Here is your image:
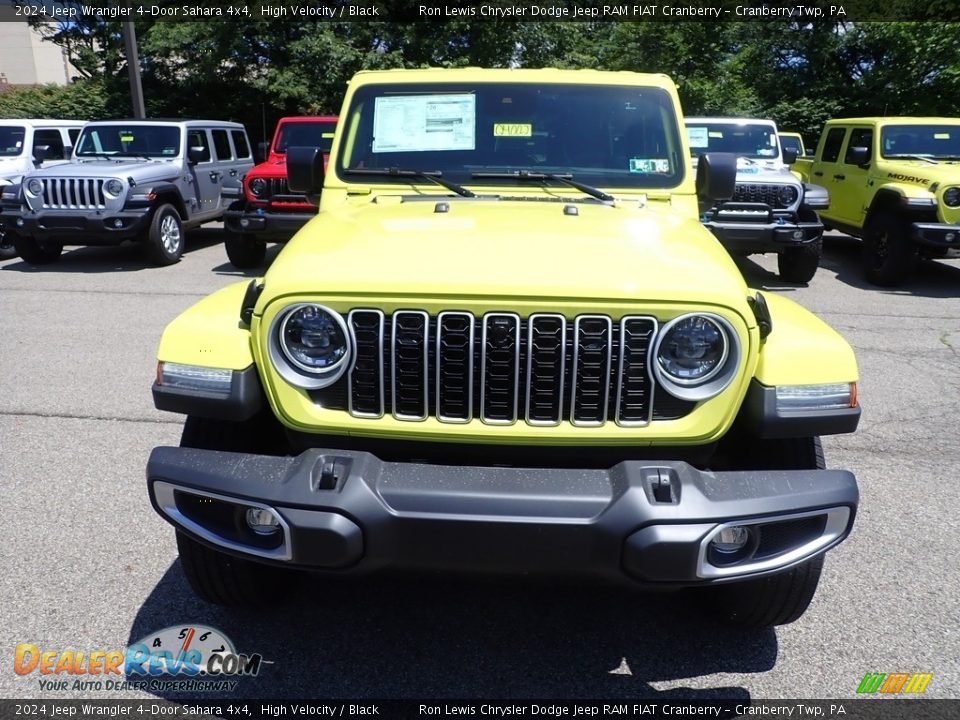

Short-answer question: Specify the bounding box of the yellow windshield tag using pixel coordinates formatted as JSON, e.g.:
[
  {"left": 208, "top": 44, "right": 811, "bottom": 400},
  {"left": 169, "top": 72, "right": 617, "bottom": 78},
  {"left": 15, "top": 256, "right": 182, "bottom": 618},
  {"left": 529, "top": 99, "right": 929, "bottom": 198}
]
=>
[
  {"left": 494, "top": 123, "right": 532, "bottom": 137},
  {"left": 322, "top": 132, "right": 335, "bottom": 139}
]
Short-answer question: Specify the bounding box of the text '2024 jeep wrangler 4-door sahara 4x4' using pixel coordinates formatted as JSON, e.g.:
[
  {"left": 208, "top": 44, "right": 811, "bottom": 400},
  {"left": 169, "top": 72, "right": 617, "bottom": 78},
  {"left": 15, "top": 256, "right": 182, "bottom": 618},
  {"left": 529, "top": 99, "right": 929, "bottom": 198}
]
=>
[
  {"left": 1, "top": 119, "right": 253, "bottom": 266},
  {"left": 686, "top": 117, "right": 829, "bottom": 283},
  {"left": 223, "top": 115, "right": 338, "bottom": 269},
  {"left": 147, "top": 69, "right": 860, "bottom": 627},
  {"left": 793, "top": 117, "right": 960, "bottom": 286}
]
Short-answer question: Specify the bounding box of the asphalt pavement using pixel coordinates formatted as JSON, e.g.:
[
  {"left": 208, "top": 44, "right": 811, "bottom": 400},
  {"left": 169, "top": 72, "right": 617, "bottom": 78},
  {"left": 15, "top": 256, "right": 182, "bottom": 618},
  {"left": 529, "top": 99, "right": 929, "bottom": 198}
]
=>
[{"left": 1, "top": 229, "right": 958, "bottom": 702}]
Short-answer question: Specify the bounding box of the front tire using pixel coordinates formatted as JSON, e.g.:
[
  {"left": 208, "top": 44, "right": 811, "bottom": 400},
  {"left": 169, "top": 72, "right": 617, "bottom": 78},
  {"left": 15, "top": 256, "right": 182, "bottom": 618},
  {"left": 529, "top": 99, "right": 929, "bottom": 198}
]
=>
[
  {"left": 0, "top": 228, "right": 17, "bottom": 260},
  {"left": 13, "top": 233, "right": 63, "bottom": 265},
  {"left": 862, "top": 210, "right": 916, "bottom": 286},
  {"left": 698, "top": 437, "right": 828, "bottom": 627},
  {"left": 144, "top": 204, "right": 184, "bottom": 266},
  {"left": 778, "top": 238, "right": 821, "bottom": 283},
  {"left": 225, "top": 231, "right": 267, "bottom": 269},
  {"left": 176, "top": 414, "right": 296, "bottom": 607}
]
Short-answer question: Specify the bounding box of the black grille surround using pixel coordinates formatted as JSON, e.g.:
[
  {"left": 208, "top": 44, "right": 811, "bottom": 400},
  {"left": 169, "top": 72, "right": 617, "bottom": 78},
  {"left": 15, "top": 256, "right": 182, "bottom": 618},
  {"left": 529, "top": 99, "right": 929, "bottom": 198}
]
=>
[
  {"left": 329, "top": 310, "right": 699, "bottom": 427},
  {"left": 731, "top": 183, "right": 797, "bottom": 210}
]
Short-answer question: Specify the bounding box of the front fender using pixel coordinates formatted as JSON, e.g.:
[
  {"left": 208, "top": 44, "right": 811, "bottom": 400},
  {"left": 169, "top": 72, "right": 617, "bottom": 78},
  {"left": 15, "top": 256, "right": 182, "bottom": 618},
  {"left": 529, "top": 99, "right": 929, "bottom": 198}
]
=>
[
  {"left": 157, "top": 281, "right": 256, "bottom": 370},
  {"left": 753, "top": 292, "right": 858, "bottom": 386}
]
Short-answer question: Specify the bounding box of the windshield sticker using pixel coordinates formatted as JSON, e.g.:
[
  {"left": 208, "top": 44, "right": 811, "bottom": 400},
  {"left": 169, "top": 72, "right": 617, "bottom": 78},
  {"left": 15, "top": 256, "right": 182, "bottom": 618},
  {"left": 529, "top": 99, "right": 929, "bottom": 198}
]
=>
[
  {"left": 120, "top": 133, "right": 135, "bottom": 143},
  {"left": 322, "top": 132, "right": 335, "bottom": 139},
  {"left": 756, "top": 147, "right": 777, "bottom": 157},
  {"left": 708, "top": 131, "right": 724, "bottom": 138},
  {"left": 934, "top": 133, "right": 951, "bottom": 140},
  {"left": 162, "top": 147, "right": 176, "bottom": 155},
  {"left": 686, "top": 127, "right": 709, "bottom": 148},
  {"left": 373, "top": 94, "right": 476, "bottom": 153},
  {"left": 629, "top": 158, "right": 671, "bottom": 174},
  {"left": 494, "top": 123, "right": 532, "bottom": 138}
]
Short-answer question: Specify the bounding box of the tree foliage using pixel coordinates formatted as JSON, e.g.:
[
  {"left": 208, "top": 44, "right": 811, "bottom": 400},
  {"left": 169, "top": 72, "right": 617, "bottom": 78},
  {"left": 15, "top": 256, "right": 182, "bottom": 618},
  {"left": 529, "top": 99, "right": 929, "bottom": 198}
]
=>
[{"left": 3, "top": 16, "right": 959, "bottom": 146}]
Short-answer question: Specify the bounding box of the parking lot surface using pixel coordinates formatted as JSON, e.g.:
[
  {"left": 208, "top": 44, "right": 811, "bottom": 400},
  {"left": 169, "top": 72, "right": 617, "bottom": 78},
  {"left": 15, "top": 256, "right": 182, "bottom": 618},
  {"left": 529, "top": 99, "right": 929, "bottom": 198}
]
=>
[{"left": 1, "top": 229, "right": 958, "bottom": 701}]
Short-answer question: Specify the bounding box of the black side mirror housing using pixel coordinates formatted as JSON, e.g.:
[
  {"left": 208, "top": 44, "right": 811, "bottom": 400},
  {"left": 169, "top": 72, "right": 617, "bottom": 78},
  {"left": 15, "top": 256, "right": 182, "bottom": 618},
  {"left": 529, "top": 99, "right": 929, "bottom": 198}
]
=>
[
  {"left": 188, "top": 146, "right": 210, "bottom": 164},
  {"left": 256, "top": 141, "right": 270, "bottom": 164},
  {"left": 287, "top": 146, "right": 325, "bottom": 201},
  {"left": 847, "top": 146, "right": 870, "bottom": 167},
  {"left": 782, "top": 148, "right": 798, "bottom": 165},
  {"left": 33, "top": 145, "right": 50, "bottom": 165},
  {"left": 696, "top": 152, "right": 737, "bottom": 202}
]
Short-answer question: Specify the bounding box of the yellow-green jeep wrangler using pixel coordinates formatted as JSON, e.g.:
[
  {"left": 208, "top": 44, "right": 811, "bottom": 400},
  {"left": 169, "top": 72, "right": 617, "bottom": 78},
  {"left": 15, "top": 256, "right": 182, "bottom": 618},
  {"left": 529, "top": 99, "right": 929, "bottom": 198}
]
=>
[
  {"left": 147, "top": 69, "right": 861, "bottom": 627},
  {"left": 792, "top": 117, "right": 960, "bottom": 285}
]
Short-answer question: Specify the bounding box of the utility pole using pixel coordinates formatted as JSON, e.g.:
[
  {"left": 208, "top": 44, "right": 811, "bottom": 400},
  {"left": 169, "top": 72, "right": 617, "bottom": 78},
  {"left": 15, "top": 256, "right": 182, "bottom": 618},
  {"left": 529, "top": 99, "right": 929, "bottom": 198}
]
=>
[{"left": 122, "top": 22, "right": 146, "bottom": 118}]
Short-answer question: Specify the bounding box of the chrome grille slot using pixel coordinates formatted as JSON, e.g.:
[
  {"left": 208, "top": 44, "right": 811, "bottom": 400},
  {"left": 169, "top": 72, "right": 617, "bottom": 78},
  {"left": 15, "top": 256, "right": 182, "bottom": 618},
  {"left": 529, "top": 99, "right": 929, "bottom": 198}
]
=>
[
  {"left": 436, "top": 312, "right": 474, "bottom": 423},
  {"left": 40, "top": 178, "right": 106, "bottom": 210},
  {"left": 481, "top": 313, "right": 520, "bottom": 424},
  {"left": 616, "top": 317, "right": 657, "bottom": 426},
  {"left": 391, "top": 311, "right": 429, "bottom": 420},
  {"left": 348, "top": 310, "right": 384, "bottom": 418},
  {"left": 526, "top": 314, "right": 566, "bottom": 425},
  {"left": 571, "top": 316, "right": 613, "bottom": 426}
]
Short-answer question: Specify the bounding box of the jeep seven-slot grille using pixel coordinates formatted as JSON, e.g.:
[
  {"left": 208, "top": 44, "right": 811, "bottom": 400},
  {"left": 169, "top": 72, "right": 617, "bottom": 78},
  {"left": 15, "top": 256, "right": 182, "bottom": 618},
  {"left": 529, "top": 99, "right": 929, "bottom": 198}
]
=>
[
  {"left": 732, "top": 183, "right": 793, "bottom": 209},
  {"left": 264, "top": 178, "right": 307, "bottom": 202},
  {"left": 344, "top": 310, "right": 668, "bottom": 426},
  {"left": 39, "top": 178, "right": 106, "bottom": 210}
]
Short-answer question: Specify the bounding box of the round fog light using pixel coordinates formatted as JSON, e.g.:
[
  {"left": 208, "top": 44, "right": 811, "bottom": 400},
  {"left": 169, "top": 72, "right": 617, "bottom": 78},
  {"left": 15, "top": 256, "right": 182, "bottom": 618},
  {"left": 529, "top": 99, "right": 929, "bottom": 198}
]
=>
[
  {"left": 16, "top": 218, "right": 25, "bottom": 227},
  {"left": 239, "top": 218, "right": 250, "bottom": 227},
  {"left": 245, "top": 507, "right": 280, "bottom": 535},
  {"left": 946, "top": 232, "right": 956, "bottom": 242},
  {"left": 711, "top": 525, "right": 750, "bottom": 554},
  {"left": 792, "top": 229, "right": 804, "bottom": 240},
  {"left": 113, "top": 218, "right": 124, "bottom": 228}
]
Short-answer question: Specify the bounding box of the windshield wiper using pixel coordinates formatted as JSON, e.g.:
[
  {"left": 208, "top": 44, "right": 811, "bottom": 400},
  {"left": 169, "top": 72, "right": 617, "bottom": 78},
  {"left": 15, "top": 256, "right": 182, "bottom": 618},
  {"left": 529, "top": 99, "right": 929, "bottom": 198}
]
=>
[
  {"left": 114, "top": 152, "right": 155, "bottom": 161},
  {"left": 345, "top": 167, "right": 475, "bottom": 197},
  {"left": 885, "top": 154, "right": 937, "bottom": 164},
  {"left": 471, "top": 170, "right": 614, "bottom": 203},
  {"left": 78, "top": 153, "right": 114, "bottom": 161}
]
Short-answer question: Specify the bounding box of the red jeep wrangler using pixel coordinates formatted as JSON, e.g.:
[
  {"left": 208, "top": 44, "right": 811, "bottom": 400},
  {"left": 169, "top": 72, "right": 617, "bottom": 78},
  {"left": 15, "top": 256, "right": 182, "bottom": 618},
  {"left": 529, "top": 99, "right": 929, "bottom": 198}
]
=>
[{"left": 223, "top": 115, "right": 337, "bottom": 268}]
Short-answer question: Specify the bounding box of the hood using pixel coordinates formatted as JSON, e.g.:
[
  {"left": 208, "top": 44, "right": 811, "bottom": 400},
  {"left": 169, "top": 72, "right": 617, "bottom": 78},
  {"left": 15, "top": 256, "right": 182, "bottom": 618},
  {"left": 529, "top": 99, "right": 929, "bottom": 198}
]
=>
[
  {"left": 28, "top": 159, "right": 179, "bottom": 183},
  {"left": 734, "top": 160, "right": 798, "bottom": 183},
  {"left": 261, "top": 196, "right": 751, "bottom": 311}
]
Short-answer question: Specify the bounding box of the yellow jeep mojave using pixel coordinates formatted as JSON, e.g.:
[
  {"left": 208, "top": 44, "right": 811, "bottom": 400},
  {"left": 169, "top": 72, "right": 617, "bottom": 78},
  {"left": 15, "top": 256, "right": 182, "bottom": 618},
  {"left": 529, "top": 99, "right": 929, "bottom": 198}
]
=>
[
  {"left": 147, "top": 69, "right": 860, "bottom": 627},
  {"left": 792, "top": 117, "right": 960, "bottom": 286}
]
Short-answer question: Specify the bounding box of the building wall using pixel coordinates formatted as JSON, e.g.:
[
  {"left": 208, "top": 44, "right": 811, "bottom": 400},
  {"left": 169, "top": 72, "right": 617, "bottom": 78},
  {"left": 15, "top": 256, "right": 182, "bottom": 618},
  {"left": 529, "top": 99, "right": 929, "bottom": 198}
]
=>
[{"left": 0, "top": 23, "right": 74, "bottom": 87}]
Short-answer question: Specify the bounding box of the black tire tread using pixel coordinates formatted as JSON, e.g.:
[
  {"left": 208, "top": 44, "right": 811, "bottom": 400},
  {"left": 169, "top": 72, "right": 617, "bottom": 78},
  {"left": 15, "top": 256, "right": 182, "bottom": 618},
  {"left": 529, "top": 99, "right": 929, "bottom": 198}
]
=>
[
  {"left": 224, "top": 232, "right": 267, "bottom": 269},
  {"left": 144, "top": 204, "right": 184, "bottom": 266},
  {"left": 12, "top": 233, "right": 62, "bottom": 264},
  {"left": 777, "top": 239, "right": 821, "bottom": 283}
]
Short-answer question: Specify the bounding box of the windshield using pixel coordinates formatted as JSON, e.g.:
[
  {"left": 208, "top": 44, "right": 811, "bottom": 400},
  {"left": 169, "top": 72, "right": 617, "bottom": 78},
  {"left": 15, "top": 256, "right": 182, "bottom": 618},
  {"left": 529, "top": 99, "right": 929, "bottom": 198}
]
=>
[
  {"left": 880, "top": 125, "right": 960, "bottom": 159},
  {"left": 779, "top": 135, "right": 803, "bottom": 156},
  {"left": 336, "top": 82, "right": 685, "bottom": 189},
  {"left": 686, "top": 122, "right": 780, "bottom": 160},
  {"left": 274, "top": 121, "right": 337, "bottom": 154},
  {"left": 0, "top": 126, "right": 26, "bottom": 157},
  {"left": 76, "top": 125, "right": 181, "bottom": 158}
]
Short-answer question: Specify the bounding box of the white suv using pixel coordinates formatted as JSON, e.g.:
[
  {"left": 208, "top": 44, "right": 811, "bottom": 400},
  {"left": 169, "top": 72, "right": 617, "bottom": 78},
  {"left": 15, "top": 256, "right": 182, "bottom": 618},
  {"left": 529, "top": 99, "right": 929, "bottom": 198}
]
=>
[{"left": 0, "top": 119, "right": 86, "bottom": 259}]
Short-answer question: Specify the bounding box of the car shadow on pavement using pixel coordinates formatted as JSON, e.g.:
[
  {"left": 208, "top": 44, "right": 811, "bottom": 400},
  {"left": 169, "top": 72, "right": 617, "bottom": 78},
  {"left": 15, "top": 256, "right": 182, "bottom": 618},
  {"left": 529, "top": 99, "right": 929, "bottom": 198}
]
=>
[
  {"left": 733, "top": 256, "right": 807, "bottom": 292},
  {"left": 210, "top": 244, "right": 284, "bottom": 278},
  {"left": 127, "top": 564, "right": 772, "bottom": 701},
  {"left": 0, "top": 228, "right": 225, "bottom": 274},
  {"left": 818, "top": 233, "right": 960, "bottom": 298}
]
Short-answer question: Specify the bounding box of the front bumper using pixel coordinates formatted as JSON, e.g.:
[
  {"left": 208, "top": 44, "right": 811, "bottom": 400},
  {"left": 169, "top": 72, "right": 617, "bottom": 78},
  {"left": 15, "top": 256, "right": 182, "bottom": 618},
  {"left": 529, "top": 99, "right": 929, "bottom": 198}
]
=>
[
  {"left": 223, "top": 207, "right": 314, "bottom": 241},
  {"left": 911, "top": 222, "right": 960, "bottom": 256},
  {"left": 704, "top": 203, "right": 823, "bottom": 254},
  {"left": 147, "top": 446, "right": 858, "bottom": 587},
  {"left": 0, "top": 207, "right": 150, "bottom": 244}
]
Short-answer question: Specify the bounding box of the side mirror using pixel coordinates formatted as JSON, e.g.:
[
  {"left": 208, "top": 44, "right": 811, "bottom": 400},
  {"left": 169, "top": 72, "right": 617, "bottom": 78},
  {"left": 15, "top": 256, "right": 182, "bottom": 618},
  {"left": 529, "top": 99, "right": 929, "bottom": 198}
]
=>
[
  {"left": 782, "top": 148, "right": 798, "bottom": 165},
  {"left": 188, "top": 145, "right": 210, "bottom": 164},
  {"left": 287, "top": 146, "right": 325, "bottom": 200},
  {"left": 805, "top": 148, "right": 815, "bottom": 157},
  {"left": 33, "top": 145, "right": 51, "bottom": 165},
  {"left": 256, "top": 141, "right": 270, "bottom": 163},
  {"left": 846, "top": 146, "right": 870, "bottom": 167},
  {"left": 696, "top": 152, "right": 737, "bottom": 202}
]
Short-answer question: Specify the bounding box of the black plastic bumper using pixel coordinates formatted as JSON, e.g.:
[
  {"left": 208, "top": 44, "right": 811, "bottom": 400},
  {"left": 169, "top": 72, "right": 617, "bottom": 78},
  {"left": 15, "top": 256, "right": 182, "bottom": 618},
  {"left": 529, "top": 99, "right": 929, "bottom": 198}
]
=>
[
  {"left": 0, "top": 207, "right": 150, "bottom": 243},
  {"left": 911, "top": 222, "right": 960, "bottom": 252},
  {"left": 223, "top": 207, "right": 314, "bottom": 241},
  {"left": 147, "top": 445, "right": 858, "bottom": 587},
  {"left": 705, "top": 217, "right": 823, "bottom": 253}
]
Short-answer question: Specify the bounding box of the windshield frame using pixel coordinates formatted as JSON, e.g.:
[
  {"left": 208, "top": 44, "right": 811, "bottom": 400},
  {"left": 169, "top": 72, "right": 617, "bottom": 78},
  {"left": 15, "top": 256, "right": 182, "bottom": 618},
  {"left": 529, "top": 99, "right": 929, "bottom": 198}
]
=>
[
  {"left": 334, "top": 81, "right": 687, "bottom": 191},
  {"left": 74, "top": 123, "right": 182, "bottom": 159},
  {"left": 0, "top": 126, "right": 27, "bottom": 158},
  {"left": 879, "top": 124, "right": 960, "bottom": 160},
  {"left": 273, "top": 121, "right": 337, "bottom": 155},
  {"left": 685, "top": 121, "right": 781, "bottom": 160}
]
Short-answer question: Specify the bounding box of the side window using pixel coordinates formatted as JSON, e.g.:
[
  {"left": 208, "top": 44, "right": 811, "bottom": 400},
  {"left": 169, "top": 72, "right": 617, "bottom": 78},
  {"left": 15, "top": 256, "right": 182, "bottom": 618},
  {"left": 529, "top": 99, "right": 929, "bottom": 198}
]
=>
[
  {"left": 844, "top": 129, "right": 873, "bottom": 164},
  {"left": 187, "top": 129, "right": 212, "bottom": 163},
  {"left": 34, "top": 129, "right": 67, "bottom": 160},
  {"left": 212, "top": 129, "right": 232, "bottom": 161},
  {"left": 821, "top": 127, "right": 847, "bottom": 163},
  {"left": 231, "top": 130, "right": 251, "bottom": 159}
]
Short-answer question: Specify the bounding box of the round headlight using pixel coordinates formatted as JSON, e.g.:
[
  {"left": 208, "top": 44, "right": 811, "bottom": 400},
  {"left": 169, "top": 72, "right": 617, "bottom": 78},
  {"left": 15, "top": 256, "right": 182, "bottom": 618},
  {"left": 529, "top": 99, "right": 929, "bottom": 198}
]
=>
[
  {"left": 778, "top": 185, "right": 799, "bottom": 206},
  {"left": 657, "top": 315, "right": 727, "bottom": 384},
  {"left": 249, "top": 178, "right": 267, "bottom": 197},
  {"left": 104, "top": 179, "right": 124, "bottom": 196},
  {"left": 652, "top": 314, "right": 740, "bottom": 402},
  {"left": 278, "top": 304, "right": 350, "bottom": 375},
  {"left": 27, "top": 179, "right": 43, "bottom": 195},
  {"left": 944, "top": 187, "right": 960, "bottom": 207}
]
